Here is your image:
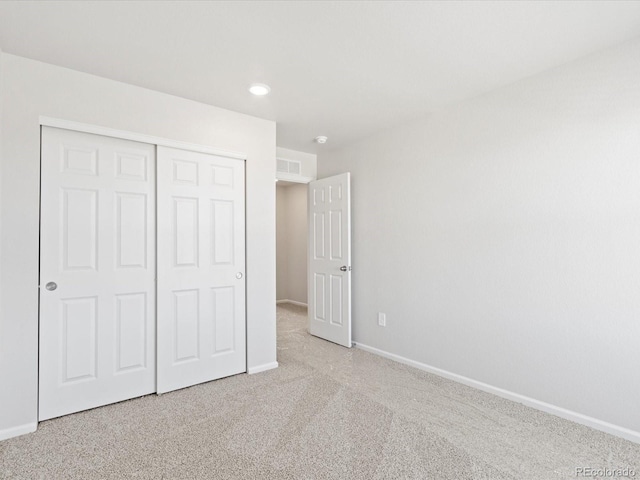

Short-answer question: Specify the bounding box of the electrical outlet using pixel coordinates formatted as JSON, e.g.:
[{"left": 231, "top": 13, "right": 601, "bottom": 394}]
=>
[{"left": 378, "top": 312, "right": 386, "bottom": 327}]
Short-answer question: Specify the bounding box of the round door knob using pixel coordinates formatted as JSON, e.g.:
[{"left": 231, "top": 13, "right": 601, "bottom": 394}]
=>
[
  {"left": 236, "top": 272, "right": 243, "bottom": 279},
  {"left": 45, "top": 282, "right": 57, "bottom": 291}
]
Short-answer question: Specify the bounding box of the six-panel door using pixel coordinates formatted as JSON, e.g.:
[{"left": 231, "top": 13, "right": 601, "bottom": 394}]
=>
[
  {"left": 308, "top": 173, "right": 352, "bottom": 348},
  {"left": 39, "top": 127, "right": 157, "bottom": 420},
  {"left": 156, "top": 147, "right": 246, "bottom": 394}
]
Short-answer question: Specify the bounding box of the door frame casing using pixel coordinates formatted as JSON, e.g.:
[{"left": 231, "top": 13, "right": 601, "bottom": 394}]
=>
[{"left": 40, "top": 116, "right": 246, "bottom": 160}]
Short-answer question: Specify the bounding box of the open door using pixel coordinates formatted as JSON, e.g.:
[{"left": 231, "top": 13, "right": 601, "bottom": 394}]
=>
[{"left": 308, "top": 172, "right": 351, "bottom": 347}]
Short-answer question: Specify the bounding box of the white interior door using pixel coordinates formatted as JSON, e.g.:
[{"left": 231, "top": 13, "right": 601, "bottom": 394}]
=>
[
  {"left": 39, "top": 127, "right": 156, "bottom": 420},
  {"left": 156, "top": 147, "right": 246, "bottom": 394},
  {"left": 308, "top": 172, "right": 352, "bottom": 347}
]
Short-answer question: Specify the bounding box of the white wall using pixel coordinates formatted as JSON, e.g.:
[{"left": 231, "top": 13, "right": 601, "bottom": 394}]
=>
[
  {"left": 276, "top": 186, "right": 289, "bottom": 300},
  {"left": 276, "top": 146, "right": 317, "bottom": 179},
  {"left": 318, "top": 38, "right": 640, "bottom": 437},
  {"left": 0, "top": 48, "right": 3, "bottom": 342},
  {"left": 0, "top": 54, "right": 277, "bottom": 439},
  {"left": 284, "top": 184, "right": 308, "bottom": 304},
  {"left": 276, "top": 184, "right": 308, "bottom": 304}
]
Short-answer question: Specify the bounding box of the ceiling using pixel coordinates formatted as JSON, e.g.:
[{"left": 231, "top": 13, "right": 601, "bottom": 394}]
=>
[{"left": 1, "top": 1, "right": 640, "bottom": 153}]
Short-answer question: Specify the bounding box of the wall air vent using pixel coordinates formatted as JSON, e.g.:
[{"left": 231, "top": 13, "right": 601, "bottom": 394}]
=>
[
  {"left": 277, "top": 158, "right": 301, "bottom": 175},
  {"left": 276, "top": 158, "right": 312, "bottom": 184}
]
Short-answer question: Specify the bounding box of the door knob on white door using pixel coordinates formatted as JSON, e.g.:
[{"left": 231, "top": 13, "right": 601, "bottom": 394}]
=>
[
  {"left": 45, "top": 282, "right": 57, "bottom": 291},
  {"left": 339, "top": 266, "right": 351, "bottom": 272},
  {"left": 236, "top": 272, "right": 243, "bottom": 279}
]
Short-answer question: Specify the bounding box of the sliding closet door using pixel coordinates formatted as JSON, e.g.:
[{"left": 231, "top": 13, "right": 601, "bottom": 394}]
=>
[
  {"left": 156, "top": 147, "right": 246, "bottom": 394},
  {"left": 39, "top": 127, "right": 156, "bottom": 420}
]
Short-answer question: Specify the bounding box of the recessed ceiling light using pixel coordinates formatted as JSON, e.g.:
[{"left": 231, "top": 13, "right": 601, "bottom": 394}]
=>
[
  {"left": 315, "top": 136, "right": 328, "bottom": 144},
  {"left": 249, "top": 83, "right": 270, "bottom": 96}
]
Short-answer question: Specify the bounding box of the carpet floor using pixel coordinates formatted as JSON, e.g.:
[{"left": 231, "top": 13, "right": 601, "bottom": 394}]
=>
[{"left": 1, "top": 303, "right": 639, "bottom": 479}]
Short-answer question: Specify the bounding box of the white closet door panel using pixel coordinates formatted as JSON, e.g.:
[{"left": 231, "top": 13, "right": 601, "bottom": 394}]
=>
[
  {"left": 157, "top": 146, "right": 246, "bottom": 394},
  {"left": 39, "top": 127, "right": 156, "bottom": 420}
]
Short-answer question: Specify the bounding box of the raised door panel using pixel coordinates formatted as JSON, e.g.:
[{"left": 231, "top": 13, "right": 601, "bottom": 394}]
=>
[
  {"left": 116, "top": 193, "right": 148, "bottom": 269},
  {"left": 116, "top": 152, "right": 148, "bottom": 181},
  {"left": 61, "top": 296, "right": 98, "bottom": 383},
  {"left": 212, "top": 287, "right": 235, "bottom": 354},
  {"left": 115, "top": 293, "right": 148, "bottom": 373},
  {"left": 314, "top": 212, "right": 325, "bottom": 259},
  {"left": 173, "top": 289, "right": 200, "bottom": 363},
  {"left": 61, "top": 145, "right": 98, "bottom": 176},
  {"left": 63, "top": 188, "right": 98, "bottom": 271},
  {"left": 330, "top": 275, "right": 343, "bottom": 326},
  {"left": 211, "top": 201, "right": 234, "bottom": 265},
  {"left": 174, "top": 197, "right": 200, "bottom": 267},
  {"left": 173, "top": 159, "right": 199, "bottom": 185},
  {"left": 212, "top": 165, "right": 234, "bottom": 187},
  {"left": 329, "top": 210, "right": 343, "bottom": 261}
]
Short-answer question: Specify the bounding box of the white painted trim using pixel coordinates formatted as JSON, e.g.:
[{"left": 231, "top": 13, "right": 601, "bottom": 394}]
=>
[
  {"left": 0, "top": 422, "right": 37, "bottom": 442},
  {"left": 39, "top": 116, "right": 247, "bottom": 160},
  {"left": 275, "top": 172, "right": 314, "bottom": 184},
  {"left": 247, "top": 362, "right": 279, "bottom": 375},
  {"left": 354, "top": 342, "right": 640, "bottom": 445},
  {"left": 276, "top": 299, "right": 308, "bottom": 307}
]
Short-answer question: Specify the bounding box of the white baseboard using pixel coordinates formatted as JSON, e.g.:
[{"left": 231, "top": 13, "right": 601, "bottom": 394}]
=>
[
  {"left": 276, "top": 299, "right": 308, "bottom": 307},
  {"left": 0, "top": 422, "right": 37, "bottom": 442},
  {"left": 248, "top": 361, "right": 279, "bottom": 375},
  {"left": 354, "top": 342, "right": 640, "bottom": 445}
]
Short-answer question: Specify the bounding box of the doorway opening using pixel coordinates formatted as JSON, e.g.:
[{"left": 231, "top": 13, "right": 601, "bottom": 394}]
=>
[{"left": 276, "top": 180, "right": 309, "bottom": 310}]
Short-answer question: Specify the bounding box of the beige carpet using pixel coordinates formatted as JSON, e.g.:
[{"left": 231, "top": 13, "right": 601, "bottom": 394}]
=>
[{"left": 1, "top": 304, "right": 639, "bottom": 479}]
